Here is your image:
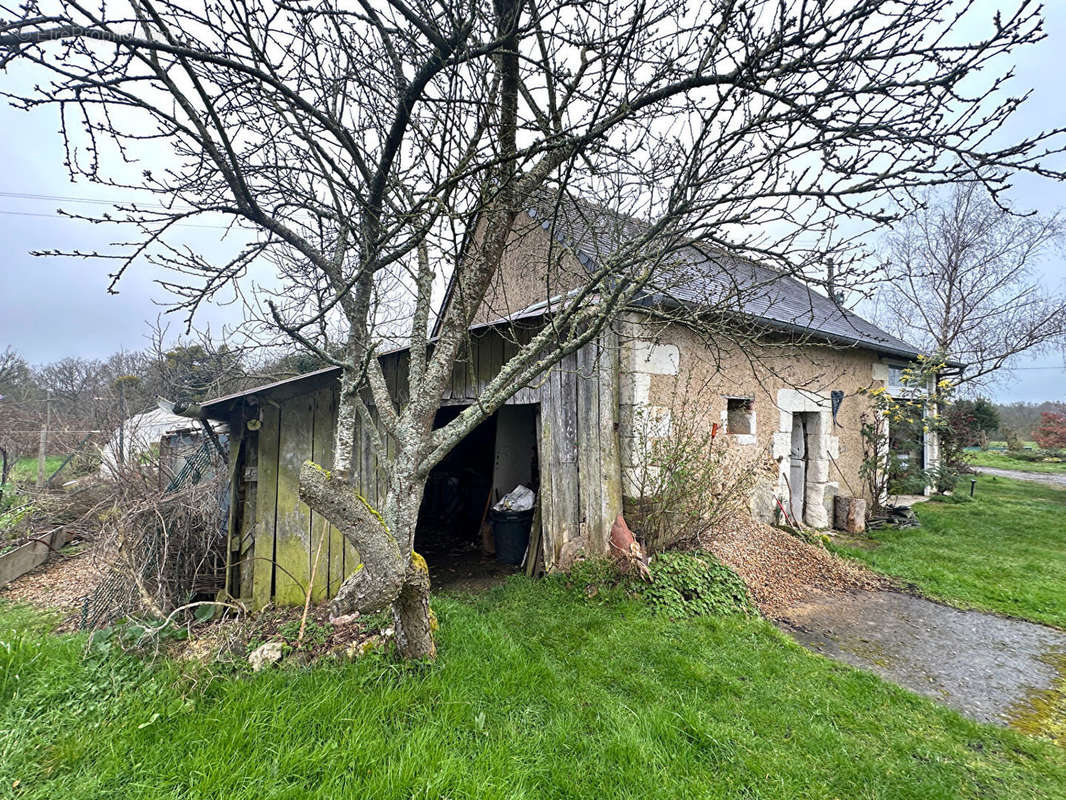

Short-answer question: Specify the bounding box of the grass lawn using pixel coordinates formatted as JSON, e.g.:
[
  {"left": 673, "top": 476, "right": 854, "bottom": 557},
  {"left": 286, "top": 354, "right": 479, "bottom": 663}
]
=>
[
  {"left": 967, "top": 450, "right": 1066, "bottom": 475},
  {"left": 834, "top": 477, "right": 1066, "bottom": 628},
  {"left": 8, "top": 455, "right": 66, "bottom": 484},
  {"left": 3, "top": 581, "right": 1066, "bottom": 799}
]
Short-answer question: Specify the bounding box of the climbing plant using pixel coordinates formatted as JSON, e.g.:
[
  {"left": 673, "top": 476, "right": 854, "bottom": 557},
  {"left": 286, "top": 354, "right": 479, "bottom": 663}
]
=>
[{"left": 858, "top": 352, "right": 958, "bottom": 506}]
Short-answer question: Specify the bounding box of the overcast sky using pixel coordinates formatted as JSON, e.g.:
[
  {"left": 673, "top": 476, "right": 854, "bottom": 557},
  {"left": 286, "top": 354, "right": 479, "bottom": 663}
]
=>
[{"left": 0, "top": 1, "right": 1063, "bottom": 403}]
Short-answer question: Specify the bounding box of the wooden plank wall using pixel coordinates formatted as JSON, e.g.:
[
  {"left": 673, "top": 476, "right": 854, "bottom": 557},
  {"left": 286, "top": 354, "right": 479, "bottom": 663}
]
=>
[
  {"left": 251, "top": 404, "right": 280, "bottom": 609},
  {"left": 246, "top": 325, "right": 623, "bottom": 605},
  {"left": 248, "top": 384, "right": 359, "bottom": 608}
]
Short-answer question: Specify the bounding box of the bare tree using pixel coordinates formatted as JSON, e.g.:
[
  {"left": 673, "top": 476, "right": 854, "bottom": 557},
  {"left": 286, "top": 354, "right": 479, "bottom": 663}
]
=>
[
  {"left": 2, "top": 0, "right": 1064, "bottom": 657},
  {"left": 877, "top": 182, "right": 1066, "bottom": 388},
  {"left": 0, "top": 347, "right": 35, "bottom": 487}
]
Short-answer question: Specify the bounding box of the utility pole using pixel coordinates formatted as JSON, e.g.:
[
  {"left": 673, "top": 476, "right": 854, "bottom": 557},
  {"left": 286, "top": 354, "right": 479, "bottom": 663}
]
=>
[
  {"left": 117, "top": 379, "right": 127, "bottom": 466},
  {"left": 36, "top": 389, "right": 50, "bottom": 488}
]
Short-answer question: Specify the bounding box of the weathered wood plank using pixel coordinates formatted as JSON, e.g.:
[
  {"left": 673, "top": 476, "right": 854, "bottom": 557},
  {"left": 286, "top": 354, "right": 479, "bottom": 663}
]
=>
[
  {"left": 536, "top": 407, "right": 555, "bottom": 571},
  {"left": 597, "top": 327, "right": 624, "bottom": 555},
  {"left": 500, "top": 330, "right": 521, "bottom": 403},
  {"left": 237, "top": 427, "right": 258, "bottom": 601},
  {"left": 576, "top": 340, "right": 602, "bottom": 553},
  {"left": 251, "top": 404, "right": 280, "bottom": 609},
  {"left": 551, "top": 353, "right": 581, "bottom": 555},
  {"left": 310, "top": 386, "right": 334, "bottom": 602},
  {"left": 273, "top": 394, "right": 315, "bottom": 606},
  {"left": 0, "top": 528, "right": 69, "bottom": 588},
  {"left": 223, "top": 430, "right": 244, "bottom": 598}
]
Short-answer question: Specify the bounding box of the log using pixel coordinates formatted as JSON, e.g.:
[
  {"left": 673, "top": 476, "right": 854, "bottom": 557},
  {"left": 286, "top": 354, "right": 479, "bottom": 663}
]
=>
[{"left": 833, "top": 495, "right": 867, "bottom": 533}]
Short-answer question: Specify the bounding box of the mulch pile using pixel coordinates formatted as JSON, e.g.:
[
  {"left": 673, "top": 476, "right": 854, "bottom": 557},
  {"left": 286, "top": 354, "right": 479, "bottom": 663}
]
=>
[
  {"left": 707, "top": 516, "right": 889, "bottom": 617},
  {"left": 0, "top": 540, "right": 103, "bottom": 629}
]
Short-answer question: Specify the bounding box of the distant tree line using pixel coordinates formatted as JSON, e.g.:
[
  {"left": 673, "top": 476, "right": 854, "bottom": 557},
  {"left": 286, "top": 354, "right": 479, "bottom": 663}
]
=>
[
  {"left": 0, "top": 340, "right": 330, "bottom": 481},
  {"left": 991, "top": 401, "right": 1066, "bottom": 443}
]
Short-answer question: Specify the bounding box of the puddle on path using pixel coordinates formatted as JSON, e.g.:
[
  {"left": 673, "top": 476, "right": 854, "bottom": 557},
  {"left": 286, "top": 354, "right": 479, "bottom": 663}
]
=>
[{"left": 779, "top": 590, "right": 1066, "bottom": 740}]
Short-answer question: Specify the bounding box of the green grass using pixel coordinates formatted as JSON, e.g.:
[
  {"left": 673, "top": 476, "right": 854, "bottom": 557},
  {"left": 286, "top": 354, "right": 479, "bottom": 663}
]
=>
[
  {"left": 3, "top": 580, "right": 1065, "bottom": 799},
  {"left": 967, "top": 450, "right": 1066, "bottom": 474},
  {"left": 834, "top": 478, "right": 1066, "bottom": 628},
  {"left": 9, "top": 455, "right": 66, "bottom": 484}
]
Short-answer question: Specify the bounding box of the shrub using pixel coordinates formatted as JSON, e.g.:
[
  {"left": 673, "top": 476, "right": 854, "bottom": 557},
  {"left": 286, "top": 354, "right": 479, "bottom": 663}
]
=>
[
  {"left": 859, "top": 352, "right": 962, "bottom": 506},
  {"left": 1004, "top": 427, "right": 1023, "bottom": 452},
  {"left": 639, "top": 551, "right": 755, "bottom": 619},
  {"left": 623, "top": 377, "right": 775, "bottom": 553},
  {"left": 1033, "top": 412, "right": 1066, "bottom": 450}
]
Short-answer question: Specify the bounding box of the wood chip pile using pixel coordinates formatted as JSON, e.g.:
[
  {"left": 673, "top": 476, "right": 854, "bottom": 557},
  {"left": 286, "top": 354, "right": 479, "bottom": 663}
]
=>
[
  {"left": 0, "top": 543, "right": 103, "bottom": 629},
  {"left": 707, "top": 516, "right": 888, "bottom": 617}
]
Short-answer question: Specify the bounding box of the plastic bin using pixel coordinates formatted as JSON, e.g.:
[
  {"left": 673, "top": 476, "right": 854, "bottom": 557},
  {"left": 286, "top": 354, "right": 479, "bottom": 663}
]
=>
[{"left": 490, "top": 508, "right": 534, "bottom": 565}]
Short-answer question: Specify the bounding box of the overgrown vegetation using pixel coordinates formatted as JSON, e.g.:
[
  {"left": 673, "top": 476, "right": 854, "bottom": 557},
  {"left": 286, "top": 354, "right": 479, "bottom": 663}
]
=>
[
  {"left": 2, "top": 578, "right": 1065, "bottom": 799},
  {"left": 833, "top": 477, "right": 1066, "bottom": 628},
  {"left": 83, "top": 461, "right": 229, "bottom": 629},
  {"left": 859, "top": 353, "right": 962, "bottom": 503},
  {"left": 569, "top": 552, "right": 755, "bottom": 620},
  {"left": 640, "top": 551, "right": 755, "bottom": 619},
  {"left": 623, "top": 383, "right": 774, "bottom": 552}
]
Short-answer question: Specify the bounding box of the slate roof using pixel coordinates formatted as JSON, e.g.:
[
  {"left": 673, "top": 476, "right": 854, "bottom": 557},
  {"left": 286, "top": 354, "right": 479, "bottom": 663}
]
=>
[{"left": 525, "top": 194, "right": 924, "bottom": 360}]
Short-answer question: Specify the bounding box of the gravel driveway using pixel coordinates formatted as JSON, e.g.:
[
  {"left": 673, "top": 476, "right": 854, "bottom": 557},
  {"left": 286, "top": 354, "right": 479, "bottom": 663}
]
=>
[
  {"left": 975, "top": 466, "right": 1066, "bottom": 490},
  {"left": 779, "top": 590, "right": 1066, "bottom": 730}
]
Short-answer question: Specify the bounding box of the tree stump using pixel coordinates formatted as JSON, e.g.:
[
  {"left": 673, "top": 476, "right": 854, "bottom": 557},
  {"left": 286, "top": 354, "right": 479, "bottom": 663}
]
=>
[{"left": 833, "top": 496, "right": 867, "bottom": 533}]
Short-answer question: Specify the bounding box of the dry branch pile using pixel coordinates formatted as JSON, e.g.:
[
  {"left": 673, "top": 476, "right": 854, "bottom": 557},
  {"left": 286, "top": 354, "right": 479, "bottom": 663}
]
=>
[
  {"left": 707, "top": 517, "right": 888, "bottom": 617},
  {"left": 82, "top": 464, "right": 228, "bottom": 628}
]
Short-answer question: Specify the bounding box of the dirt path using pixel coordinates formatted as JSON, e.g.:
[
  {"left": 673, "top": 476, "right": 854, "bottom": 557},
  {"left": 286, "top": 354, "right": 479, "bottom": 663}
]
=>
[
  {"left": 975, "top": 466, "right": 1066, "bottom": 489},
  {"left": 780, "top": 590, "right": 1066, "bottom": 732},
  {"left": 0, "top": 541, "right": 102, "bottom": 628}
]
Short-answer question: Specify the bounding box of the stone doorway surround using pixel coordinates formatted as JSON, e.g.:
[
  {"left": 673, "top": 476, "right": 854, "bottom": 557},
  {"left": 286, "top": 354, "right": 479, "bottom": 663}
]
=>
[{"left": 771, "top": 389, "right": 840, "bottom": 528}]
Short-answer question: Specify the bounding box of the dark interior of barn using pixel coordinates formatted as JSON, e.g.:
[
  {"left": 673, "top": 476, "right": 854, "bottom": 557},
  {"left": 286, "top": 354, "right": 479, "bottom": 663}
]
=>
[{"left": 415, "top": 404, "right": 539, "bottom": 591}]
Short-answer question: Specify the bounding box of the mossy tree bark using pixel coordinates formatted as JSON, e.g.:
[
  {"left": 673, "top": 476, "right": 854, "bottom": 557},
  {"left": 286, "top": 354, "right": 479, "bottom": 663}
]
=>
[{"left": 298, "top": 460, "right": 436, "bottom": 658}]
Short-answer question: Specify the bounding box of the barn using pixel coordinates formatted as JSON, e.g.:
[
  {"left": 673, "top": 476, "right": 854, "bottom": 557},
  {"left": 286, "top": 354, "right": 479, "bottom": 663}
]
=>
[
  {"left": 193, "top": 203, "right": 939, "bottom": 609},
  {"left": 196, "top": 314, "right": 621, "bottom": 609}
]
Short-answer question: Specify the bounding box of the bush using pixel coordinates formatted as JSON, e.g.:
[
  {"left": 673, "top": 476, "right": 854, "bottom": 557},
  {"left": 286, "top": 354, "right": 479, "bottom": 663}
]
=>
[
  {"left": 1033, "top": 412, "right": 1066, "bottom": 450},
  {"left": 565, "top": 553, "right": 756, "bottom": 619},
  {"left": 623, "top": 377, "right": 775, "bottom": 552},
  {"left": 639, "top": 551, "right": 755, "bottom": 619}
]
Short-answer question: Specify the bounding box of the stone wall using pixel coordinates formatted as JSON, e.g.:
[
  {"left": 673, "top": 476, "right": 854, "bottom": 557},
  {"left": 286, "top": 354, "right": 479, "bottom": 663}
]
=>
[
  {"left": 470, "top": 211, "right": 587, "bottom": 326},
  {"left": 617, "top": 314, "right": 905, "bottom": 528}
]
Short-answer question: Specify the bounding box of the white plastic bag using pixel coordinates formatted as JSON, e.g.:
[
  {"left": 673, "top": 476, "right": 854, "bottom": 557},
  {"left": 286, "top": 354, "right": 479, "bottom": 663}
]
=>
[{"left": 493, "top": 484, "right": 535, "bottom": 512}]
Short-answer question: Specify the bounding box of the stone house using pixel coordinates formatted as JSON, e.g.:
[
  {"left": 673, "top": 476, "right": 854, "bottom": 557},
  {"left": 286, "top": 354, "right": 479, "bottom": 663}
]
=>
[{"left": 193, "top": 202, "right": 932, "bottom": 607}]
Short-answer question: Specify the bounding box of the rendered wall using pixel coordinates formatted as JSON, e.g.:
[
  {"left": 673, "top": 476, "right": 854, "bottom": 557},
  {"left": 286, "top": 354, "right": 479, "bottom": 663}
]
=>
[{"left": 617, "top": 314, "right": 894, "bottom": 528}]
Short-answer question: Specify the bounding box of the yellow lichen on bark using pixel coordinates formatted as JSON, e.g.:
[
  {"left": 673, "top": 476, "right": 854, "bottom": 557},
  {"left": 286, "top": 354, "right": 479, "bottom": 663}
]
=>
[{"left": 411, "top": 551, "right": 429, "bottom": 573}]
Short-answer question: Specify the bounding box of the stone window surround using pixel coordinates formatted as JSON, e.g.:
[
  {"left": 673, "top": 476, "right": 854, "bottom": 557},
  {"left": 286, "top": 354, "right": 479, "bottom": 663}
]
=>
[{"left": 722, "top": 395, "right": 757, "bottom": 445}]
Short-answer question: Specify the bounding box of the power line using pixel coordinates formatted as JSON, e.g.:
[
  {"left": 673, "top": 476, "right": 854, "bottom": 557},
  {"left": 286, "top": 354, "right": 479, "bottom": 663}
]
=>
[
  {"left": 0, "top": 189, "right": 175, "bottom": 209},
  {"left": 0, "top": 208, "right": 236, "bottom": 230}
]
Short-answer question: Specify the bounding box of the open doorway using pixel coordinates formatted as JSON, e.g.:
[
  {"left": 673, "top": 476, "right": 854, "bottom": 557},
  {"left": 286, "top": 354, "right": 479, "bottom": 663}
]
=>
[{"left": 415, "top": 403, "right": 539, "bottom": 591}]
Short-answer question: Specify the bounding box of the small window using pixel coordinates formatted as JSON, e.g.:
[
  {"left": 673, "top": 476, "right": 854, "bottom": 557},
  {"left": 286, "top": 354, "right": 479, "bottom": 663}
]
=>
[
  {"left": 888, "top": 365, "right": 905, "bottom": 388},
  {"left": 727, "top": 397, "right": 754, "bottom": 436}
]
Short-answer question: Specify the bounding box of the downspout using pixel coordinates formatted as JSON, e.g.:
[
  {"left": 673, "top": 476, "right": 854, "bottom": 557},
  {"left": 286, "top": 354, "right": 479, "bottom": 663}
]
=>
[{"left": 157, "top": 396, "right": 225, "bottom": 459}]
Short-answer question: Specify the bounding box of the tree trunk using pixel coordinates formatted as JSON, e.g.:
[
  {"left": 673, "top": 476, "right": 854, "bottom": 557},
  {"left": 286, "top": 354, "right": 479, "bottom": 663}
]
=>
[
  {"left": 298, "top": 459, "right": 437, "bottom": 660},
  {"left": 298, "top": 461, "right": 407, "bottom": 614},
  {"left": 393, "top": 554, "right": 436, "bottom": 660}
]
